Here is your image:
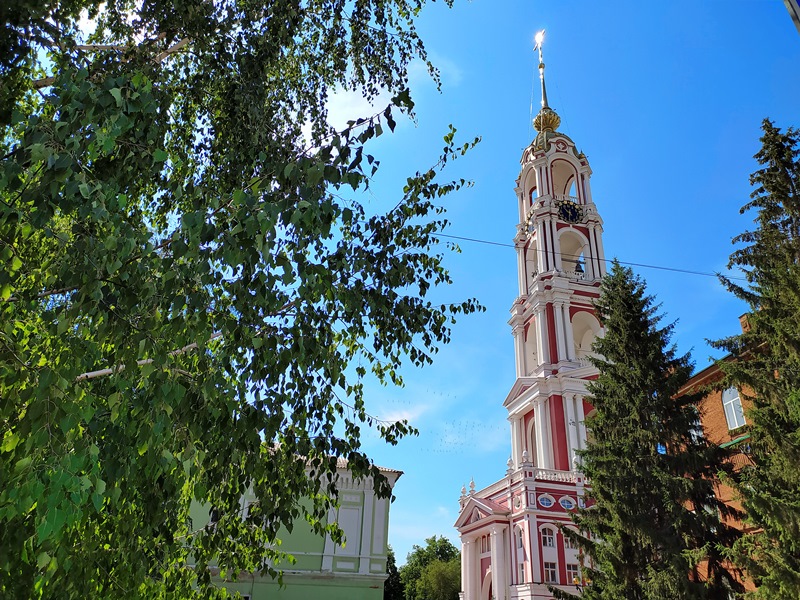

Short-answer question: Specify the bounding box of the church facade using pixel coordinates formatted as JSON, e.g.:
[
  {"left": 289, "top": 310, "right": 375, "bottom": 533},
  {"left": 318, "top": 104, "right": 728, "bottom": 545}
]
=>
[{"left": 455, "top": 39, "right": 606, "bottom": 600}]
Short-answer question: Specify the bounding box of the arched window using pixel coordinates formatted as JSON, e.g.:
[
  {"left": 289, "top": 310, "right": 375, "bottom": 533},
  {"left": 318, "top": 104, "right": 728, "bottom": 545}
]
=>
[
  {"left": 524, "top": 322, "right": 538, "bottom": 375},
  {"left": 550, "top": 159, "right": 579, "bottom": 199},
  {"left": 571, "top": 310, "right": 602, "bottom": 361},
  {"left": 541, "top": 527, "right": 555, "bottom": 547},
  {"left": 558, "top": 229, "right": 590, "bottom": 279},
  {"left": 526, "top": 415, "right": 538, "bottom": 466}
]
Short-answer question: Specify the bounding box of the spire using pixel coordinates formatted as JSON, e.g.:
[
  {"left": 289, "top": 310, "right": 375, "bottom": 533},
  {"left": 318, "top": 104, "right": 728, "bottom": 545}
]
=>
[{"left": 532, "top": 30, "right": 561, "bottom": 134}]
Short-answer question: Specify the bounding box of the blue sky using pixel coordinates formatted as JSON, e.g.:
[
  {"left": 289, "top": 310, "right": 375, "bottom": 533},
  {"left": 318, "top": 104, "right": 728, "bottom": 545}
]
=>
[{"left": 328, "top": 1, "right": 800, "bottom": 564}]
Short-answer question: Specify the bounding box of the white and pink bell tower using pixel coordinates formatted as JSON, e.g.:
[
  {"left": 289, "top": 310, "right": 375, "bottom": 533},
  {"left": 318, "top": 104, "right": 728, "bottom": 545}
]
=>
[{"left": 455, "top": 33, "right": 606, "bottom": 600}]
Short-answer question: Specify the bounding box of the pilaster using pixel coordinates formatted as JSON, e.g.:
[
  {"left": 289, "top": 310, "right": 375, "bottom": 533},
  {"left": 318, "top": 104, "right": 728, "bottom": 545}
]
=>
[{"left": 490, "top": 525, "right": 508, "bottom": 600}]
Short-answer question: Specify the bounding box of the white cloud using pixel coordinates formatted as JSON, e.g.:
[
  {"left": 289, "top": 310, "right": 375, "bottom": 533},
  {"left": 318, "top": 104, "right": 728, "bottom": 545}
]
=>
[{"left": 325, "top": 88, "right": 394, "bottom": 132}]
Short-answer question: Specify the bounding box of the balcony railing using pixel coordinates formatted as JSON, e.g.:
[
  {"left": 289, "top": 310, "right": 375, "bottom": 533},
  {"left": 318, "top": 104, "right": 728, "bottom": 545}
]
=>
[{"left": 534, "top": 468, "right": 584, "bottom": 483}]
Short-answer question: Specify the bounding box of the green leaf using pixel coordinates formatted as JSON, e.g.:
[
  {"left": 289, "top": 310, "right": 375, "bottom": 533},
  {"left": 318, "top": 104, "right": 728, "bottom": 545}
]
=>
[
  {"left": 1, "top": 431, "right": 20, "bottom": 452},
  {"left": 109, "top": 88, "right": 123, "bottom": 107}
]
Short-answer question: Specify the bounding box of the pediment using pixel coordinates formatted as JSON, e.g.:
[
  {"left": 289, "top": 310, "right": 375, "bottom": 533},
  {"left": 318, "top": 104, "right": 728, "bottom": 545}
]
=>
[{"left": 454, "top": 496, "right": 510, "bottom": 530}]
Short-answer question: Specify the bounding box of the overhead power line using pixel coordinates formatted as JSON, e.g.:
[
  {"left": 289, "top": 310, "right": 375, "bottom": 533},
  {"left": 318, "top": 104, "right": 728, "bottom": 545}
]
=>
[{"left": 436, "top": 233, "right": 748, "bottom": 282}]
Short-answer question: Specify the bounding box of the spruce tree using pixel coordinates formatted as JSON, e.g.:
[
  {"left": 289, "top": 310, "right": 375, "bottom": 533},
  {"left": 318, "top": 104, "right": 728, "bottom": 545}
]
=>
[
  {"left": 554, "top": 262, "right": 742, "bottom": 600},
  {"left": 715, "top": 119, "right": 800, "bottom": 597}
]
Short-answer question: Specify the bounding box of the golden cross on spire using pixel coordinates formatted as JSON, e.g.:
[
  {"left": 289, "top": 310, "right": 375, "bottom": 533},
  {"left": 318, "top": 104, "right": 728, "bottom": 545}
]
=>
[
  {"left": 534, "top": 30, "right": 549, "bottom": 109},
  {"left": 532, "top": 29, "right": 560, "bottom": 134}
]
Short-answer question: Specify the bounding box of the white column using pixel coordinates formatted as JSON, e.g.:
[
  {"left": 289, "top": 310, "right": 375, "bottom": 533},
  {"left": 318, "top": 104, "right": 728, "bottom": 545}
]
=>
[
  {"left": 535, "top": 398, "right": 552, "bottom": 470},
  {"left": 510, "top": 417, "right": 519, "bottom": 469},
  {"left": 583, "top": 172, "right": 594, "bottom": 204},
  {"left": 544, "top": 400, "right": 554, "bottom": 470},
  {"left": 471, "top": 537, "right": 481, "bottom": 600},
  {"left": 586, "top": 223, "right": 600, "bottom": 279},
  {"left": 535, "top": 306, "right": 549, "bottom": 366},
  {"left": 551, "top": 219, "right": 562, "bottom": 271},
  {"left": 563, "top": 303, "right": 575, "bottom": 361},
  {"left": 461, "top": 539, "right": 471, "bottom": 599},
  {"left": 512, "top": 324, "right": 525, "bottom": 378},
  {"left": 536, "top": 220, "right": 547, "bottom": 272},
  {"left": 490, "top": 526, "right": 508, "bottom": 600},
  {"left": 553, "top": 301, "right": 566, "bottom": 363},
  {"left": 565, "top": 395, "right": 580, "bottom": 470},
  {"left": 576, "top": 396, "right": 587, "bottom": 455},
  {"left": 529, "top": 519, "right": 542, "bottom": 583},
  {"left": 516, "top": 243, "right": 527, "bottom": 297},
  {"left": 594, "top": 226, "right": 607, "bottom": 277}
]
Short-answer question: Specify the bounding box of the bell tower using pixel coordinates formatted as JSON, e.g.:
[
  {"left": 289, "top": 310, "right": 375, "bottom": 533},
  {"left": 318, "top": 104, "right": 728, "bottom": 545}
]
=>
[
  {"left": 455, "top": 32, "right": 605, "bottom": 600},
  {"left": 506, "top": 33, "right": 606, "bottom": 473}
]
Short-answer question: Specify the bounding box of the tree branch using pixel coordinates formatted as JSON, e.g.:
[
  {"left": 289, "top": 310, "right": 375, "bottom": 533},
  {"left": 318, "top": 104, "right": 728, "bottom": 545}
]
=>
[
  {"left": 31, "top": 37, "right": 190, "bottom": 89},
  {"left": 75, "top": 331, "right": 224, "bottom": 382}
]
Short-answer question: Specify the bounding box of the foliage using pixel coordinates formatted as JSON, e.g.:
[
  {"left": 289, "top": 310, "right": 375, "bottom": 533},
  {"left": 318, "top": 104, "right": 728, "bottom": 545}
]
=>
[
  {"left": 416, "top": 558, "right": 460, "bottom": 600},
  {"left": 554, "top": 262, "right": 742, "bottom": 600},
  {"left": 0, "top": 0, "right": 481, "bottom": 597},
  {"left": 385, "top": 545, "right": 405, "bottom": 600},
  {"left": 714, "top": 119, "right": 800, "bottom": 598},
  {"left": 399, "top": 535, "right": 460, "bottom": 600}
]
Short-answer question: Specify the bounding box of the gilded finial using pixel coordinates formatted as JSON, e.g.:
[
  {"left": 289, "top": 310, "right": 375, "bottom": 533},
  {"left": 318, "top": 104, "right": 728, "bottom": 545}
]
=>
[{"left": 532, "top": 30, "right": 561, "bottom": 134}]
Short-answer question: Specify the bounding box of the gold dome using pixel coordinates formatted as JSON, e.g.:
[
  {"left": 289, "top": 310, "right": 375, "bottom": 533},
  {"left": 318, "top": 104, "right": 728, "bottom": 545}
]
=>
[{"left": 533, "top": 106, "right": 560, "bottom": 133}]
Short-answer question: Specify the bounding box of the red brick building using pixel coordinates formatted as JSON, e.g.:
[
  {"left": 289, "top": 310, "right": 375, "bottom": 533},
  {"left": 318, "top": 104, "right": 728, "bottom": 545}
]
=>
[{"left": 677, "top": 314, "right": 756, "bottom": 593}]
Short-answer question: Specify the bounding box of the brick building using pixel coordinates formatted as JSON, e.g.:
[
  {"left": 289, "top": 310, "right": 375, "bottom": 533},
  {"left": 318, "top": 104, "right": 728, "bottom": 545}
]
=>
[{"left": 677, "top": 314, "right": 756, "bottom": 593}]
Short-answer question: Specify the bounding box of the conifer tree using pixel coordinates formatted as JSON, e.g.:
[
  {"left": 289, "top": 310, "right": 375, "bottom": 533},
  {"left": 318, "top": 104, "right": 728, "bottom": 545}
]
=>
[
  {"left": 715, "top": 120, "right": 800, "bottom": 598},
  {"left": 554, "top": 262, "right": 742, "bottom": 600}
]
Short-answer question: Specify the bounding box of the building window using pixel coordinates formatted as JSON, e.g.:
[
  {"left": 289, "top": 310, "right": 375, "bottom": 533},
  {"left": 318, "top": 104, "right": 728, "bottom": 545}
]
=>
[
  {"left": 543, "top": 561, "right": 558, "bottom": 584},
  {"left": 564, "top": 534, "right": 578, "bottom": 550},
  {"left": 516, "top": 528, "right": 524, "bottom": 549},
  {"left": 566, "top": 563, "right": 580, "bottom": 585},
  {"left": 541, "top": 527, "right": 555, "bottom": 547},
  {"left": 519, "top": 562, "right": 526, "bottom": 583},
  {"left": 559, "top": 496, "right": 576, "bottom": 510},
  {"left": 722, "top": 387, "right": 746, "bottom": 430},
  {"left": 538, "top": 494, "right": 554, "bottom": 508},
  {"left": 689, "top": 409, "right": 704, "bottom": 443}
]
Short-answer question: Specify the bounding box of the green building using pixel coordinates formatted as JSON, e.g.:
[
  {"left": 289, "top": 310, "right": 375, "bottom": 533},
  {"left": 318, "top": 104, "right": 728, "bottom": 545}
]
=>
[{"left": 190, "top": 460, "right": 402, "bottom": 599}]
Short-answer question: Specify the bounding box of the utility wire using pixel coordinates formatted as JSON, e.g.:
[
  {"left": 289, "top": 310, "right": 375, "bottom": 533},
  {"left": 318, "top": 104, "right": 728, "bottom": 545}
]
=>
[{"left": 436, "top": 233, "right": 748, "bottom": 282}]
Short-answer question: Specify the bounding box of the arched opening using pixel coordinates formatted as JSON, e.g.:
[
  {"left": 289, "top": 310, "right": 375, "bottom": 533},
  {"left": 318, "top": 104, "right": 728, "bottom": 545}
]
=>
[
  {"left": 526, "top": 415, "right": 538, "bottom": 466},
  {"left": 550, "top": 159, "right": 579, "bottom": 199},
  {"left": 524, "top": 322, "right": 538, "bottom": 375},
  {"left": 481, "top": 570, "right": 492, "bottom": 600},
  {"left": 571, "top": 310, "right": 602, "bottom": 362},
  {"left": 566, "top": 177, "right": 577, "bottom": 199},
  {"left": 558, "top": 230, "right": 590, "bottom": 278}
]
